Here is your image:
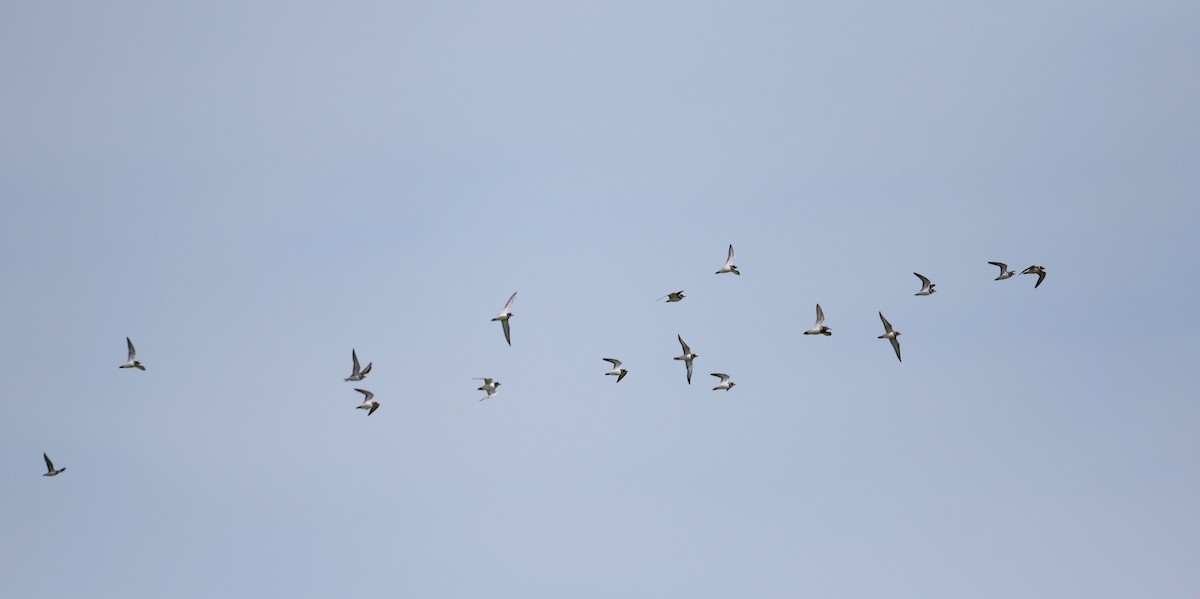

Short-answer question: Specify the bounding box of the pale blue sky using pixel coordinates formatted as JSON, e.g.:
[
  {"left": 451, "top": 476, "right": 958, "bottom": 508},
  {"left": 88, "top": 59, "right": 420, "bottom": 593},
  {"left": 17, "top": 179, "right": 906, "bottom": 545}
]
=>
[{"left": 3, "top": 1, "right": 1199, "bottom": 597}]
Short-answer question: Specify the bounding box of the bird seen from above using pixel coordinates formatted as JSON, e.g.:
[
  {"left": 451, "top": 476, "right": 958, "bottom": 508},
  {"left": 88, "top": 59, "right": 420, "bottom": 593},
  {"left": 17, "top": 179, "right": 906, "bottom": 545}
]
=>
[
  {"left": 914, "top": 273, "right": 936, "bottom": 296},
  {"left": 657, "top": 290, "right": 686, "bottom": 303},
  {"left": 119, "top": 337, "right": 145, "bottom": 370},
  {"left": 492, "top": 292, "right": 517, "bottom": 346},
  {"left": 1022, "top": 265, "right": 1047, "bottom": 288},
  {"left": 43, "top": 453, "right": 65, "bottom": 476},
  {"left": 988, "top": 261, "right": 1016, "bottom": 280},
  {"left": 354, "top": 388, "right": 380, "bottom": 416},
  {"left": 602, "top": 358, "right": 628, "bottom": 382},
  {"left": 674, "top": 334, "right": 698, "bottom": 384},
  {"left": 803, "top": 303, "right": 832, "bottom": 336},
  {"left": 715, "top": 244, "right": 740, "bottom": 275},
  {"left": 344, "top": 349, "right": 372, "bottom": 382},
  {"left": 878, "top": 312, "right": 902, "bottom": 362},
  {"left": 711, "top": 372, "right": 736, "bottom": 391}
]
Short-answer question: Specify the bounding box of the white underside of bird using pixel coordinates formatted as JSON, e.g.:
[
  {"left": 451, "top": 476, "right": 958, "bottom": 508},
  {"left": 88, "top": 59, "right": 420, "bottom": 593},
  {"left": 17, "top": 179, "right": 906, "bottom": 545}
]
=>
[
  {"left": 711, "top": 372, "right": 735, "bottom": 391},
  {"left": 803, "top": 303, "right": 832, "bottom": 336},
  {"left": 119, "top": 336, "right": 145, "bottom": 370},
  {"left": 354, "top": 388, "right": 379, "bottom": 415},
  {"left": 492, "top": 292, "right": 517, "bottom": 346}
]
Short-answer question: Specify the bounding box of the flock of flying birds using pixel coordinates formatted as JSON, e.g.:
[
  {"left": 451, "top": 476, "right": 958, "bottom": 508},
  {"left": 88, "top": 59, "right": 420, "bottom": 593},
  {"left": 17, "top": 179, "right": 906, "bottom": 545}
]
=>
[{"left": 38, "top": 247, "right": 1047, "bottom": 477}]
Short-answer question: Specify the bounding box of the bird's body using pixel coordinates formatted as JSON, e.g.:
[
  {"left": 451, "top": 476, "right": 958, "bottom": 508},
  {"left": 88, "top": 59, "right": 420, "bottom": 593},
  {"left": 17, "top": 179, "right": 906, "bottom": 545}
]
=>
[
  {"left": 715, "top": 244, "right": 740, "bottom": 275},
  {"left": 492, "top": 292, "right": 517, "bottom": 346},
  {"left": 658, "top": 291, "right": 686, "bottom": 303},
  {"left": 711, "top": 372, "right": 735, "bottom": 391},
  {"left": 476, "top": 378, "right": 501, "bottom": 401},
  {"left": 877, "top": 312, "right": 902, "bottom": 362},
  {"left": 43, "top": 453, "right": 64, "bottom": 477},
  {"left": 1021, "top": 265, "right": 1047, "bottom": 288},
  {"left": 988, "top": 261, "right": 1016, "bottom": 280},
  {"left": 674, "top": 334, "right": 698, "bottom": 384},
  {"left": 344, "top": 349, "right": 372, "bottom": 381},
  {"left": 914, "top": 272, "right": 936, "bottom": 296},
  {"left": 803, "top": 303, "right": 832, "bottom": 336},
  {"left": 602, "top": 358, "right": 628, "bottom": 382},
  {"left": 119, "top": 337, "right": 145, "bottom": 370},
  {"left": 354, "top": 388, "right": 380, "bottom": 415}
]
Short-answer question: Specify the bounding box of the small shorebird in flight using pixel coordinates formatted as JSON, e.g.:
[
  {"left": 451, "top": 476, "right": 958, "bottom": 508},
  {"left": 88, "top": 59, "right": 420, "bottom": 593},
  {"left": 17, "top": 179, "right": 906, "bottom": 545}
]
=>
[
  {"left": 354, "top": 388, "right": 380, "bottom": 416},
  {"left": 476, "top": 378, "right": 501, "bottom": 401},
  {"left": 877, "top": 312, "right": 902, "bottom": 362},
  {"left": 988, "top": 261, "right": 1016, "bottom": 280},
  {"left": 913, "top": 273, "right": 936, "bottom": 296},
  {"left": 1021, "top": 265, "right": 1047, "bottom": 288},
  {"left": 803, "top": 303, "right": 832, "bottom": 336},
  {"left": 674, "top": 335, "right": 698, "bottom": 384},
  {"left": 344, "top": 349, "right": 372, "bottom": 381},
  {"left": 492, "top": 292, "right": 517, "bottom": 346},
  {"left": 602, "top": 358, "right": 628, "bottom": 382},
  {"left": 711, "top": 373, "right": 736, "bottom": 391},
  {"left": 715, "top": 244, "right": 740, "bottom": 275},
  {"left": 43, "top": 453, "right": 65, "bottom": 477},
  {"left": 119, "top": 337, "right": 145, "bottom": 370},
  {"left": 657, "top": 290, "right": 686, "bottom": 303}
]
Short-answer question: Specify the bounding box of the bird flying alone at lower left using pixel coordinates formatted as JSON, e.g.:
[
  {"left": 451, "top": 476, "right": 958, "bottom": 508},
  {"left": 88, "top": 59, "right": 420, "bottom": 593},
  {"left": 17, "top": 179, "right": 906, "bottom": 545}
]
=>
[
  {"left": 492, "top": 292, "right": 517, "bottom": 346},
  {"left": 119, "top": 337, "right": 145, "bottom": 370},
  {"left": 43, "top": 453, "right": 65, "bottom": 476}
]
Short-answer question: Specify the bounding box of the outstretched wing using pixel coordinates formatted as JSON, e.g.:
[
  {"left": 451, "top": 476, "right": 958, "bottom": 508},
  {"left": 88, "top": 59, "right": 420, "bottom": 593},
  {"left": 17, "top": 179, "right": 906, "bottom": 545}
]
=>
[
  {"left": 686, "top": 359, "right": 693, "bottom": 384},
  {"left": 502, "top": 319, "right": 512, "bottom": 346},
  {"left": 355, "top": 388, "right": 374, "bottom": 401},
  {"left": 603, "top": 358, "right": 622, "bottom": 368},
  {"left": 502, "top": 291, "right": 517, "bottom": 312},
  {"left": 126, "top": 337, "right": 136, "bottom": 361},
  {"left": 890, "top": 337, "right": 902, "bottom": 362},
  {"left": 44, "top": 452, "right": 54, "bottom": 473},
  {"left": 879, "top": 312, "right": 894, "bottom": 333},
  {"left": 677, "top": 334, "right": 691, "bottom": 355},
  {"left": 815, "top": 304, "right": 825, "bottom": 326},
  {"left": 350, "top": 349, "right": 361, "bottom": 375},
  {"left": 988, "top": 261, "right": 1007, "bottom": 273}
]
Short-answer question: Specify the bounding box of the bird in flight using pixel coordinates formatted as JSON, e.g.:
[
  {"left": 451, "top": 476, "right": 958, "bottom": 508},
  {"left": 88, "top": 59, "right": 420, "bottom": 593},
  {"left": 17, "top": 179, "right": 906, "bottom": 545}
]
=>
[
  {"left": 715, "top": 244, "right": 740, "bottom": 275},
  {"left": 877, "top": 312, "right": 902, "bottom": 362},
  {"left": 476, "top": 378, "right": 501, "bottom": 401},
  {"left": 657, "top": 290, "right": 686, "bottom": 303},
  {"left": 674, "top": 335, "right": 698, "bottom": 384},
  {"left": 43, "top": 453, "right": 65, "bottom": 477},
  {"left": 119, "top": 337, "right": 145, "bottom": 370},
  {"left": 602, "top": 358, "right": 628, "bottom": 382},
  {"left": 1021, "top": 265, "right": 1047, "bottom": 288},
  {"left": 803, "top": 303, "right": 832, "bottom": 336},
  {"left": 711, "top": 372, "right": 736, "bottom": 391},
  {"left": 344, "top": 349, "right": 372, "bottom": 382},
  {"left": 988, "top": 261, "right": 1015, "bottom": 280},
  {"left": 913, "top": 273, "right": 936, "bottom": 296},
  {"left": 492, "top": 292, "right": 517, "bottom": 346},
  {"left": 354, "top": 388, "right": 380, "bottom": 416}
]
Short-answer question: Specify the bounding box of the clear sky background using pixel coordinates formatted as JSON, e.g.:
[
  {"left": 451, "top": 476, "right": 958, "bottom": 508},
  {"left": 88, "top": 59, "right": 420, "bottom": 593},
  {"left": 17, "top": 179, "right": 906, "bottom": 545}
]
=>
[{"left": 3, "top": 1, "right": 1199, "bottom": 597}]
